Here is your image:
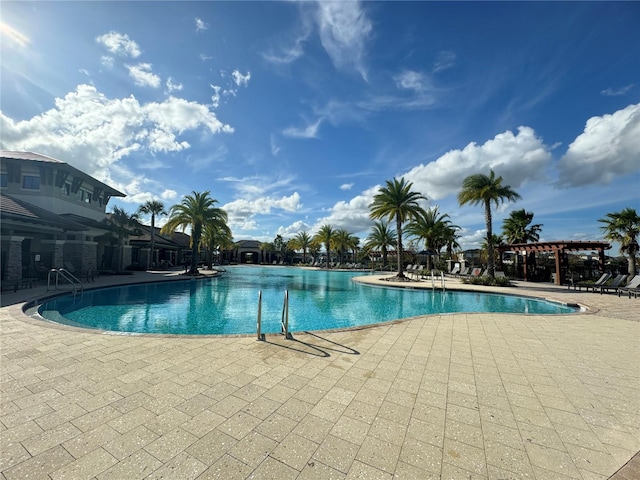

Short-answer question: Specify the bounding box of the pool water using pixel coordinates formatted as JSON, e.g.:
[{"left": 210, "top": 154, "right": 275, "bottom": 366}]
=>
[{"left": 38, "top": 266, "right": 577, "bottom": 335}]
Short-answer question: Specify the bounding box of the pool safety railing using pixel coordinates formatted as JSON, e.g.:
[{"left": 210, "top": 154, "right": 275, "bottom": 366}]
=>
[
  {"left": 256, "top": 291, "right": 265, "bottom": 341},
  {"left": 281, "top": 290, "right": 292, "bottom": 339},
  {"left": 47, "top": 268, "right": 84, "bottom": 296},
  {"left": 256, "top": 289, "right": 292, "bottom": 341},
  {"left": 430, "top": 271, "right": 446, "bottom": 291}
]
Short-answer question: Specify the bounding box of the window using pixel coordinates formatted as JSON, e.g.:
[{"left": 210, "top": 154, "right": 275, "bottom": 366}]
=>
[
  {"left": 0, "top": 173, "right": 7, "bottom": 188},
  {"left": 61, "top": 182, "right": 71, "bottom": 196},
  {"left": 22, "top": 175, "right": 40, "bottom": 190},
  {"left": 77, "top": 189, "right": 91, "bottom": 204}
]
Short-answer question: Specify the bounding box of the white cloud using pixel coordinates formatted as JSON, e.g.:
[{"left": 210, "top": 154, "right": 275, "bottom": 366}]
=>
[
  {"left": 195, "top": 18, "right": 208, "bottom": 32},
  {"left": 199, "top": 54, "right": 213, "bottom": 62},
  {"left": 311, "top": 185, "right": 379, "bottom": 235},
  {"left": 126, "top": 63, "right": 161, "bottom": 88},
  {"left": 404, "top": 126, "right": 551, "bottom": 200},
  {"left": 262, "top": 33, "right": 308, "bottom": 65},
  {"left": 395, "top": 70, "right": 430, "bottom": 93},
  {"left": 223, "top": 193, "right": 302, "bottom": 229},
  {"left": 210, "top": 85, "right": 221, "bottom": 108},
  {"left": 100, "top": 56, "right": 114, "bottom": 68},
  {"left": 276, "top": 220, "right": 312, "bottom": 239},
  {"left": 283, "top": 118, "right": 323, "bottom": 139},
  {"left": 161, "top": 189, "right": 177, "bottom": 200},
  {"left": 600, "top": 84, "right": 634, "bottom": 96},
  {"left": 340, "top": 183, "right": 354, "bottom": 191},
  {"left": 316, "top": 1, "right": 372, "bottom": 79},
  {"left": 0, "top": 84, "right": 233, "bottom": 198},
  {"left": 433, "top": 50, "right": 456, "bottom": 73},
  {"left": 557, "top": 103, "right": 640, "bottom": 187},
  {"left": 231, "top": 70, "right": 251, "bottom": 87},
  {"left": 96, "top": 31, "right": 141, "bottom": 58},
  {"left": 166, "top": 77, "right": 183, "bottom": 93}
]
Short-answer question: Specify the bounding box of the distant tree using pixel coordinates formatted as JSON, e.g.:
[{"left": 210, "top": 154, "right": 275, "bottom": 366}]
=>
[
  {"left": 201, "top": 221, "right": 232, "bottom": 267},
  {"left": 481, "top": 234, "right": 505, "bottom": 270},
  {"left": 599, "top": 207, "right": 640, "bottom": 278},
  {"left": 365, "top": 221, "right": 397, "bottom": 268},
  {"left": 108, "top": 206, "right": 141, "bottom": 271},
  {"left": 406, "top": 206, "right": 458, "bottom": 270},
  {"left": 161, "top": 191, "right": 228, "bottom": 274},
  {"left": 137, "top": 200, "right": 167, "bottom": 268},
  {"left": 309, "top": 238, "right": 322, "bottom": 264},
  {"left": 260, "top": 242, "right": 273, "bottom": 264},
  {"left": 502, "top": 208, "right": 542, "bottom": 278},
  {"left": 458, "top": 170, "right": 521, "bottom": 277},
  {"left": 273, "top": 235, "right": 285, "bottom": 263},
  {"left": 333, "top": 228, "right": 358, "bottom": 265},
  {"left": 369, "top": 177, "right": 426, "bottom": 279},
  {"left": 290, "top": 231, "right": 312, "bottom": 263},
  {"left": 313, "top": 224, "right": 336, "bottom": 269}
]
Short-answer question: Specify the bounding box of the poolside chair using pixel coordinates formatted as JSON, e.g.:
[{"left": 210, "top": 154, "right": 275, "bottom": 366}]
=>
[
  {"left": 574, "top": 273, "right": 611, "bottom": 292},
  {"left": 448, "top": 265, "right": 460, "bottom": 276},
  {"left": 457, "top": 267, "right": 469, "bottom": 277},
  {"left": 596, "top": 274, "right": 627, "bottom": 295},
  {"left": 617, "top": 275, "right": 640, "bottom": 298}
]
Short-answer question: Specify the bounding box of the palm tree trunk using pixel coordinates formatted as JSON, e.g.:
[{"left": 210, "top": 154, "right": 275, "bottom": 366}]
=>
[
  {"left": 485, "top": 201, "right": 495, "bottom": 277},
  {"left": 149, "top": 215, "right": 155, "bottom": 269},
  {"left": 629, "top": 251, "right": 637, "bottom": 278},
  {"left": 190, "top": 225, "right": 201, "bottom": 274},
  {"left": 396, "top": 217, "right": 404, "bottom": 278}
]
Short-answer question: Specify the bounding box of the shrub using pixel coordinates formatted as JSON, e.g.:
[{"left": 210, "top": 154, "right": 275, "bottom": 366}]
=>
[{"left": 462, "top": 276, "right": 512, "bottom": 287}]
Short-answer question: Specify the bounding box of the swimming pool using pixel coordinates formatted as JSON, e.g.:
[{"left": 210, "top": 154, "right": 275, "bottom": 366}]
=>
[{"left": 37, "top": 266, "right": 577, "bottom": 335}]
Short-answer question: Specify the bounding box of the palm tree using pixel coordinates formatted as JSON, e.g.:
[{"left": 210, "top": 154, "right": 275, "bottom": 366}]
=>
[
  {"left": 201, "top": 221, "right": 232, "bottom": 267},
  {"left": 369, "top": 177, "right": 426, "bottom": 279},
  {"left": 313, "top": 224, "right": 336, "bottom": 269},
  {"left": 406, "top": 206, "right": 458, "bottom": 270},
  {"left": 260, "top": 242, "right": 273, "bottom": 264},
  {"left": 290, "top": 231, "right": 312, "bottom": 264},
  {"left": 481, "top": 234, "right": 505, "bottom": 270},
  {"left": 161, "top": 191, "right": 228, "bottom": 274},
  {"left": 137, "top": 200, "right": 167, "bottom": 269},
  {"left": 365, "top": 221, "right": 397, "bottom": 269},
  {"left": 108, "top": 206, "right": 141, "bottom": 271},
  {"left": 458, "top": 170, "right": 521, "bottom": 277},
  {"left": 502, "top": 209, "right": 542, "bottom": 244},
  {"left": 334, "top": 228, "right": 355, "bottom": 265},
  {"left": 502, "top": 208, "right": 542, "bottom": 278},
  {"left": 599, "top": 207, "right": 640, "bottom": 278}
]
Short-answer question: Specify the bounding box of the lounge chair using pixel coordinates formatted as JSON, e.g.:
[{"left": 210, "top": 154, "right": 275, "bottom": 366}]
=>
[
  {"left": 617, "top": 275, "right": 640, "bottom": 298},
  {"left": 596, "top": 274, "right": 627, "bottom": 294},
  {"left": 574, "top": 273, "right": 611, "bottom": 292},
  {"left": 457, "top": 267, "right": 469, "bottom": 277},
  {"left": 448, "top": 266, "right": 460, "bottom": 276}
]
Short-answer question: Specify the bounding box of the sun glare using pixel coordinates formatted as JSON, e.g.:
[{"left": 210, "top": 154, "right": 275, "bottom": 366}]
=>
[{"left": 0, "top": 22, "right": 30, "bottom": 48}]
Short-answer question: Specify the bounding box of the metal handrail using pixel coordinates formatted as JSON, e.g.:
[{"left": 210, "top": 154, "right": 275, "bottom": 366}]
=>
[
  {"left": 256, "top": 291, "right": 265, "bottom": 341},
  {"left": 47, "top": 268, "right": 84, "bottom": 296},
  {"left": 441, "top": 271, "right": 446, "bottom": 291},
  {"left": 281, "top": 290, "right": 292, "bottom": 339}
]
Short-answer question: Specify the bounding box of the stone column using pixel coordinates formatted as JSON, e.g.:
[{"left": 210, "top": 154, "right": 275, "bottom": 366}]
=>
[
  {"left": 3, "top": 236, "right": 24, "bottom": 281},
  {"left": 41, "top": 240, "right": 65, "bottom": 269}
]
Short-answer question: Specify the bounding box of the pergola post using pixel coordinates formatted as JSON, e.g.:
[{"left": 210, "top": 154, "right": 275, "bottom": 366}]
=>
[
  {"left": 554, "top": 248, "right": 563, "bottom": 286},
  {"left": 598, "top": 248, "right": 606, "bottom": 275}
]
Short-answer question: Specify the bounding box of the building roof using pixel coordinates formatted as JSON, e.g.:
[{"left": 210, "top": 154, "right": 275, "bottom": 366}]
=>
[
  {"left": 498, "top": 241, "right": 612, "bottom": 252},
  {"left": 1, "top": 150, "right": 126, "bottom": 198},
  {"left": 0, "top": 193, "right": 87, "bottom": 231}
]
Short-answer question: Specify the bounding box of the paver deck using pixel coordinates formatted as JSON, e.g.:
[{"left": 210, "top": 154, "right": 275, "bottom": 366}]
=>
[{"left": 1, "top": 269, "right": 638, "bottom": 479}]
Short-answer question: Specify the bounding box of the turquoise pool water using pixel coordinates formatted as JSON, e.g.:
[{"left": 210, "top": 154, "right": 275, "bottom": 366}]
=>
[{"left": 38, "top": 266, "right": 577, "bottom": 335}]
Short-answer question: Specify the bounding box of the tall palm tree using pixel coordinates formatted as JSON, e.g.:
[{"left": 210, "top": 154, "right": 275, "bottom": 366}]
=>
[
  {"left": 161, "top": 191, "right": 228, "bottom": 274},
  {"left": 369, "top": 177, "right": 426, "bottom": 278},
  {"left": 108, "top": 206, "right": 141, "bottom": 271},
  {"left": 406, "top": 206, "right": 458, "bottom": 270},
  {"left": 502, "top": 208, "right": 542, "bottom": 278},
  {"left": 290, "top": 231, "right": 312, "bottom": 263},
  {"left": 599, "top": 207, "right": 640, "bottom": 278},
  {"left": 201, "top": 221, "right": 232, "bottom": 267},
  {"left": 137, "top": 200, "right": 167, "bottom": 268},
  {"left": 260, "top": 242, "right": 273, "bottom": 264},
  {"left": 365, "top": 221, "right": 397, "bottom": 269},
  {"left": 333, "top": 228, "right": 354, "bottom": 265},
  {"left": 313, "top": 224, "right": 336, "bottom": 269},
  {"left": 481, "top": 234, "right": 505, "bottom": 270},
  {"left": 502, "top": 209, "right": 542, "bottom": 244},
  {"left": 458, "top": 170, "right": 521, "bottom": 277}
]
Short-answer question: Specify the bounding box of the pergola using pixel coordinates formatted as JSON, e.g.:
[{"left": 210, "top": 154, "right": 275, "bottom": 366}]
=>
[{"left": 497, "top": 241, "right": 612, "bottom": 285}]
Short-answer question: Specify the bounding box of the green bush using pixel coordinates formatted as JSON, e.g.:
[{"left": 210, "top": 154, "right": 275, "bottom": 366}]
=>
[{"left": 462, "top": 276, "right": 512, "bottom": 287}]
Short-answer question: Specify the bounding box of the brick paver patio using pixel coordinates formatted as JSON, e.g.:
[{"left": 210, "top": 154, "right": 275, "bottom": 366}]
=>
[{"left": 1, "top": 270, "right": 638, "bottom": 479}]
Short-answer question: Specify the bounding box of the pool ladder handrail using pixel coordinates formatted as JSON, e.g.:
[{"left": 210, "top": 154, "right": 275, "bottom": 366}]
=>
[
  {"left": 47, "top": 268, "right": 84, "bottom": 296},
  {"left": 430, "top": 270, "right": 446, "bottom": 292},
  {"left": 256, "top": 289, "right": 292, "bottom": 341}
]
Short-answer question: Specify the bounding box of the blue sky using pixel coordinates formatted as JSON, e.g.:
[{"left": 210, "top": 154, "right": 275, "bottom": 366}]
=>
[{"left": 1, "top": 1, "right": 639, "bottom": 253}]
